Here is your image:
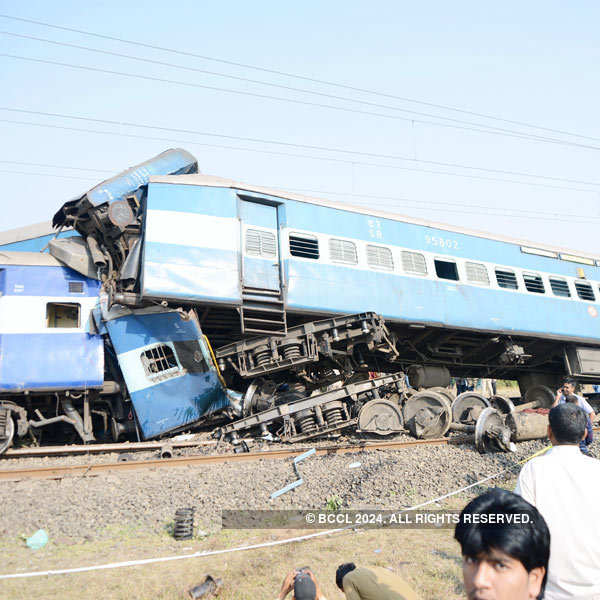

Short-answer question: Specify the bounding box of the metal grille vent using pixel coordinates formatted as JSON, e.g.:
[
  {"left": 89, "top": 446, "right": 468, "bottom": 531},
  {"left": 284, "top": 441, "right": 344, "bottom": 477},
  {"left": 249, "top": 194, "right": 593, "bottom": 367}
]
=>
[
  {"left": 289, "top": 234, "right": 319, "bottom": 259},
  {"left": 575, "top": 281, "right": 595, "bottom": 301},
  {"left": 68, "top": 281, "right": 84, "bottom": 294},
  {"left": 246, "top": 229, "right": 276, "bottom": 258},
  {"left": 401, "top": 251, "right": 427, "bottom": 275},
  {"left": 465, "top": 262, "right": 489, "bottom": 285},
  {"left": 141, "top": 344, "right": 182, "bottom": 381},
  {"left": 495, "top": 269, "right": 518, "bottom": 290},
  {"left": 550, "top": 278, "right": 571, "bottom": 297},
  {"left": 367, "top": 245, "right": 394, "bottom": 270},
  {"left": 523, "top": 273, "right": 545, "bottom": 294},
  {"left": 329, "top": 239, "right": 358, "bottom": 264}
]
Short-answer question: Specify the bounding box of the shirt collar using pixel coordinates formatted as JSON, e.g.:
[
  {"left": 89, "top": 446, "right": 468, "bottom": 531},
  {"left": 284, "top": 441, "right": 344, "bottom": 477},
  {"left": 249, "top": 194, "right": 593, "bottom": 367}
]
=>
[{"left": 549, "top": 444, "right": 582, "bottom": 453}]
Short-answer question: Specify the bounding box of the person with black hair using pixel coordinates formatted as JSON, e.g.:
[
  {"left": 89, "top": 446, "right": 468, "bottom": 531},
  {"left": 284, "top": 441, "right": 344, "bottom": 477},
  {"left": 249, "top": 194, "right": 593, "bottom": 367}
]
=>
[
  {"left": 276, "top": 567, "right": 327, "bottom": 600},
  {"left": 563, "top": 394, "right": 594, "bottom": 454},
  {"left": 515, "top": 403, "right": 600, "bottom": 599},
  {"left": 454, "top": 488, "right": 549, "bottom": 600},
  {"left": 334, "top": 563, "right": 419, "bottom": 599},
  {"left": 553, "top": 378, "right": 595, "bottom": 452}
]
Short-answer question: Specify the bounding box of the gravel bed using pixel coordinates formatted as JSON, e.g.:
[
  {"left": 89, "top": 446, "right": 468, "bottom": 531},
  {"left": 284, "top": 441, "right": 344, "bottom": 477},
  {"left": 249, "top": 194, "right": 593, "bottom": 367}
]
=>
[{"left": 0, "top": 437, "right": 565, "bottom": 544}]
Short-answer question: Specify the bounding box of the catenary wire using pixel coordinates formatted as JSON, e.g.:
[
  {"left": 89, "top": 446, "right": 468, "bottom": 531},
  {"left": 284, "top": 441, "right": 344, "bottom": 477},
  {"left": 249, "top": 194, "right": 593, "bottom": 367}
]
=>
[
  {"left": 2, "top": 109, "right": 599, "bottom": 189},
  {"left": 1, "top": 117, "right": 597, "bottom": 195},
  {"left": 1, "top": 30, "right": 593, "bottom": 149},
  {"left": 1, "top": 13, "right": 599, "bottom": 144},
  {"left": 1, "top": 164, "right": 598, "bottom": 225},
  {"left": 3, "top": 52, "right": 600, "bottom": 154}
]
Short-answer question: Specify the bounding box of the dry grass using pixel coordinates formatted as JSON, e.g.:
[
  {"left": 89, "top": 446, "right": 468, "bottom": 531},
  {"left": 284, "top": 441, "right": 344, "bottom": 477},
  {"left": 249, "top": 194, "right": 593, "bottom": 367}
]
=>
[{"left": 0, "top": 481, "right": 519, "bottom": 599}]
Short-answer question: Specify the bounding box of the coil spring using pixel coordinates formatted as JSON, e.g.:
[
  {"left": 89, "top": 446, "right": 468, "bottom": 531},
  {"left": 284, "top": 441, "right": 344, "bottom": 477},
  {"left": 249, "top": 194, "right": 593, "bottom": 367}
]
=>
[
  {"left": 253, "top": 347, "right": 271, "bottom": 367},
  {"left": 324, "top": 407, "right": 344, "bottom": 427},
  {"left": 0, "top": 410, "right": 7, "bottom": 440},
  {"left": 297, "top": 414, "right": 318, "bottom": 433},
  {"left": 283, "top": 343, "right": 301, "bottom": 360},
  {"left": 173, "top": 507, "right": 195, "bottom": 540}
]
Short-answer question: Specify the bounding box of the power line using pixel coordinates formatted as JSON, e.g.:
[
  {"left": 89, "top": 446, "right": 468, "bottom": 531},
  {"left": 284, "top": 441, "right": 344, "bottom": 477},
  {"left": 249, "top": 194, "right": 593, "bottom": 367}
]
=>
[
  {"left": 3, "top": 52, "right": 600, "bottom": 154},
  {"left": 1, "top": 30, "right": 592, "bottom": 150},
  {"left": 282, "top": 186, "right": 599, "bottom": 225},
  {"left": 1, "top": 12, "right": 598, "bottom": 144},
  {"left": 2, "top": 165, "right": 598, "bottom": 225},
  {"left": 0, "top": 159, "right": 110, "bottom": 173},
  {"left": 3, "top": 117, "right": 598, "bottom": 195},
  {"left": 2, "top": 108, "right": 599, "bottom": 190}
]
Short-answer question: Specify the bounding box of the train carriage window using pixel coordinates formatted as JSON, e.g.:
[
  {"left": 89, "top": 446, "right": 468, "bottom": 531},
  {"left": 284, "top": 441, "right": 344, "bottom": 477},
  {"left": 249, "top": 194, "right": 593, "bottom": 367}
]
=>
[
  {"left": 574, "top": 281, "right": 595, "bottom": 301},
  {"left": 289, "top": 234, "right": 319, "bottom": 259},
  {"left": 246, "top": 229, "right": 276, "bottom": 258},
  {"left": 366, "top": 245, "right": 394, "bottom": 271},
  {"left": 549, "top": 278, "right": 571, "bottom": 297},
  {"left": 68, "top": 281, "right": 84, "bottom": 294},
  {"left": 329, "top": 239, "right": 358, "bottom": 264},
  {"left": 401, "top": 251, "right": 427, "bottom": 275},
  {"left": 466, "top": 262, "right": 489, "bottom": 286},
  {"left": 46, "top": 303, "right": 80, "bottom": 328},
  {"left": 523, "top": 273, "right": 545, "bottom": 294},
  {"left": 434, "top": 259, "right": 459, "bottom": 281},
  {"left": 140, "top": 344, "right": 183, "bottom": 381},
  {"left": 495, "top": 269, "right": 518, "bottom": 290}
]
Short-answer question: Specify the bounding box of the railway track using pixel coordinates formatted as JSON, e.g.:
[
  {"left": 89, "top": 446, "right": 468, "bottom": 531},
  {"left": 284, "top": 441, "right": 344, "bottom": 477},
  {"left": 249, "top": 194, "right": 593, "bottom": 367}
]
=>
[{"left": 0, "top": 437, "right": 470, "bottom": 482}]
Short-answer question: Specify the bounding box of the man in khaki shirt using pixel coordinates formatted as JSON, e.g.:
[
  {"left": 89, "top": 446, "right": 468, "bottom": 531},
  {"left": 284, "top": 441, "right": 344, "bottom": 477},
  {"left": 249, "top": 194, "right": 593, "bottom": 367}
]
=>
[{"left": 335, "top": 563, "right": 419, "bottom": 600}]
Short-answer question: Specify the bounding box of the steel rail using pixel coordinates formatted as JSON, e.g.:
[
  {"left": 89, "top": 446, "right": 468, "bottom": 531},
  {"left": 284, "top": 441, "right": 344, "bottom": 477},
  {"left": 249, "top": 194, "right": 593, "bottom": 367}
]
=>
[
  {"left": 0, "top": 437, "right": 469, "bottom": 481},
  {"left": 2, "top": 439, "right": 217, "bottom": 458}
]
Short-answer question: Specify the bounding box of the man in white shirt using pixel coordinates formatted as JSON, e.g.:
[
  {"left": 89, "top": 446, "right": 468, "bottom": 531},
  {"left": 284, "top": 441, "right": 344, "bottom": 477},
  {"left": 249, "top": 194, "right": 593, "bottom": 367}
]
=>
[{"left": 515, "top": 403, "right": 600, "bottom": 599}]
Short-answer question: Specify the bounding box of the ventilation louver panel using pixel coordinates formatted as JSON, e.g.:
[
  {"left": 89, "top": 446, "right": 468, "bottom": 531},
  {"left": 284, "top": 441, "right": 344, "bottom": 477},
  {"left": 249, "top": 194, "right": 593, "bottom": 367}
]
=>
[
  {"left": 549, "top": 278, "right": 571, "bottom": 297},
  {"left": 495, "top": 269, "right": 518, "bottom": 290},
  {"left": 523, "top": 273, "right": 545, "bottom": 294},
  {"left": 401, "top": 251, "right": 427, "bottom": 275},
  {"left": 289, "top": 234, "right": 319, "bottom": 259},
  {"left": 329, "top": 239, "right": 358, "bottom": 264},
  {"left": 465, "top": 262, "right": 489, "bottom": 285},
  {"left": 367, "top": 245, "right": 394, "bottom": 270},
  {"left": 575, "top": 281, "right": 595, "bottom": 301}
]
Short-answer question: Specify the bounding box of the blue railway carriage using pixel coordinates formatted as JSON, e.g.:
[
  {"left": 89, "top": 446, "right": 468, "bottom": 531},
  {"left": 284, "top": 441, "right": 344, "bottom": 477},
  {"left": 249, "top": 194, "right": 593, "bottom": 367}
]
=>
[
  {"left": 0, "top": 251, "right": 233, "bottom": 451},
  {"left": 137, "top": 172, "right": 600, "bottom": 389}
]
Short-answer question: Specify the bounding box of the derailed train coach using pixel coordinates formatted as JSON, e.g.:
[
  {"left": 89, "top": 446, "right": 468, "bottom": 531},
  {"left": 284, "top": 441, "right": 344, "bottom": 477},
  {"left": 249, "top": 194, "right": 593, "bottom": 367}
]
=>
[{"left": 2, "top": 147, "right": 600, "bottom": 452}]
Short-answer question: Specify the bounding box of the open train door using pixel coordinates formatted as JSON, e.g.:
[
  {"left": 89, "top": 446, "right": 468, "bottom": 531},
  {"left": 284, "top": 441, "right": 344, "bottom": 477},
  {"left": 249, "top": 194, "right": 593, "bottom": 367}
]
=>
[
  {"left": 100, "top": 305, "right": 231, "bottom": 439},
  {"left": 239, "top": 198, "right": 286, "bottom": 335}
]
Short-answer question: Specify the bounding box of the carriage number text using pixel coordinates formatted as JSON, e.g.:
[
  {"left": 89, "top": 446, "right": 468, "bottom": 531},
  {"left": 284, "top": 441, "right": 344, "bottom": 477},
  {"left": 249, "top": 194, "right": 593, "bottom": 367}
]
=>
[{"left": 426, "top": 235, "right": 459, "bottom": 249}]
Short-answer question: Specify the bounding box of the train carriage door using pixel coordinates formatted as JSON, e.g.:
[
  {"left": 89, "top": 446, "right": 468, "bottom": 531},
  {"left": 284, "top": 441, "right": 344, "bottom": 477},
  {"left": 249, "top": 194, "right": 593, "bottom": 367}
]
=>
[{"left": 239, "top": 199, "right": 281, "bottom": 292}]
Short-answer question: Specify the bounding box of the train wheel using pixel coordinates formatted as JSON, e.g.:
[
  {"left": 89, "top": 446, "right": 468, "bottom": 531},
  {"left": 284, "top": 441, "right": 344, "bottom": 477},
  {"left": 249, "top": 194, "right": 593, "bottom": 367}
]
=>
[{"left": 0, "top": 407, "right": 15, "bottom": 455}]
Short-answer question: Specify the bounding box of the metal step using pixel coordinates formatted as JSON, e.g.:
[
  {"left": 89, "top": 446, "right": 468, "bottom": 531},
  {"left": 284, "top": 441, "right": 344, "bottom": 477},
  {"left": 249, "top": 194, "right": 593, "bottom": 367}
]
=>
[{"left": 240, "top": 288, "right": 287, "bottom": 335}]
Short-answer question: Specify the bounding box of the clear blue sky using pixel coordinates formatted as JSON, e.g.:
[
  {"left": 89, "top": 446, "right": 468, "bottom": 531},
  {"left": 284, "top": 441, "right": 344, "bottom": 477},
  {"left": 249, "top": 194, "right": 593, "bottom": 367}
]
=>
[{"left": 2, "top": 1, "right": 600, "bottom": 252}]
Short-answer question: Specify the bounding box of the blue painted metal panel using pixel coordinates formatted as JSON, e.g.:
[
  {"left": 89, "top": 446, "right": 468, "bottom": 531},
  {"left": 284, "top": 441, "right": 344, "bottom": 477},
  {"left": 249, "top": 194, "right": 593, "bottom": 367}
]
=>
[
  {"left": 129, "top": 371, "right": 227, "bottom": 438},
  {"left": 0, "top": 266, "right": 101, "bottom": 297},
  {"left": 0, "top": 230, "right": 79, "bottom": 253},
  {"left": 0, "top": 333, "right": 104, "bottom": 391},
  {"left": 104, "top": 310, "right": 230, "bottom": 439},
  {"left": 146, "top": 183, "right": 238, "bottom": 217},
  {"left": 239, "top": 200, "right": 277, "bottom": 229},
  {"left": 278, "top": 197, "right": 600, "bottom": 280},
  {"left": 142, "top": 244, "right": 239, "bottom": 302},
  {"left": 85, "top": 150, "right": 197, "bottom": 208},
  {"left": 286, "top": 261, "right": 600, "bottom": 341}
]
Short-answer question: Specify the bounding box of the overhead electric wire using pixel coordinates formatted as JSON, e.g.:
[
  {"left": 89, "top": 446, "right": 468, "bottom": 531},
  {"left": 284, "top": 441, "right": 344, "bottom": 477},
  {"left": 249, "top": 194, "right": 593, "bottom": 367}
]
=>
[
  {"left": 1, "top": 161, "right": 599, "bottom": 225},
  {"left": 3, "top": 51, "right": 600, "bottom": 154},
  {"left": 1, "top": 30, "right": 592, "bottom": 150},
  {"left": 2, "top": 117, "right": 599, "bottom": 195},
  {"left": 2, "top": 108, "right": 599, "bottom": 190},
  {"left": 1, "top": 12, "right": 598, "bottom": 144}
]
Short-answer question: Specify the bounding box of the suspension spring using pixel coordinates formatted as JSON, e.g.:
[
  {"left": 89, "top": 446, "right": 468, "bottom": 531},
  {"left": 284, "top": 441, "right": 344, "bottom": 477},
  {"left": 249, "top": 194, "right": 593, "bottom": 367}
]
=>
[
  {"left": 282, "top": 343, "right": 301, "bottom": 360},
  {"left": 173, "top": 507, "right": 195, "bottom": 540},
  {"left": 297, "top": 414, "right": 318, "bottom": 433},
  {"left": 253, "top": 346, "right": 272, "bottom": 367},
  {"left": 0, "top": 408, "right": 8, "bottom": 440},
  {"left": 324, "top": 407, "right": 344, "bottom": 427}
]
